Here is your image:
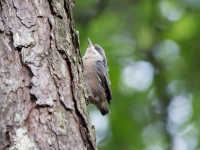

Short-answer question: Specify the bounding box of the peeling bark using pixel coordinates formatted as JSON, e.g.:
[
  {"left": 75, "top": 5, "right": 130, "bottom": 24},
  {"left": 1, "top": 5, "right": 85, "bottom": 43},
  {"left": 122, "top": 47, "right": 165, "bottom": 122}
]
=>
[{"left": 0, "top": 0, "right": 97, "bottom": 150}]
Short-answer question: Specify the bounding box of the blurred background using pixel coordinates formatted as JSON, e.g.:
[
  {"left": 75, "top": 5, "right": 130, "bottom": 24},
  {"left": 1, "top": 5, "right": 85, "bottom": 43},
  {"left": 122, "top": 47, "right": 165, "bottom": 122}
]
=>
[{"left": 74, "top": 0, "right": 200, "bottom": 150}]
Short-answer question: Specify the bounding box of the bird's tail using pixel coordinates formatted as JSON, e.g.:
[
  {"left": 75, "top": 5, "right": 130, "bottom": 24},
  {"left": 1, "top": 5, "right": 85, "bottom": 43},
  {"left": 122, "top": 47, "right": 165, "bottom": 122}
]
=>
[{"left": 100, "top": 106, "right": 109, "bottom": 116}]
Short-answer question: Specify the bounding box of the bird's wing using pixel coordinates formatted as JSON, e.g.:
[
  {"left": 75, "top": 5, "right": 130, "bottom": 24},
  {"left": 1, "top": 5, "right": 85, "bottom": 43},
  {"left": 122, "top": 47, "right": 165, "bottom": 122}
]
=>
[{"left": 96, "top": 61, "right": 112, "bottom": 104}]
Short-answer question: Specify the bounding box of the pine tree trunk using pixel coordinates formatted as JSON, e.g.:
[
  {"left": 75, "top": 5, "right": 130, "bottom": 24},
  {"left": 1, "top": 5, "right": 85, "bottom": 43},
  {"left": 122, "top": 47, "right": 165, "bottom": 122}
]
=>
[{"left": 0, "top": 0, "right": 97, "bottom": 149}]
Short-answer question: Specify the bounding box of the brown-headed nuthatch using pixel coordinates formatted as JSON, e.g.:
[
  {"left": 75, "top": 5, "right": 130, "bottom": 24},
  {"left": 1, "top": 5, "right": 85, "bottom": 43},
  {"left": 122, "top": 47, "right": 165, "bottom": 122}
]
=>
[{"left": 83, "top": 38, "right": 112, "bottom": 116}]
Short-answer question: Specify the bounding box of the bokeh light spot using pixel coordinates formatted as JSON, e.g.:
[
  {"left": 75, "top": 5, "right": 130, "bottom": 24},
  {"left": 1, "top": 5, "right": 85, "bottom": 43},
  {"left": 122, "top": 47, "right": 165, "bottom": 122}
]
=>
[
  {"left": 159, "top": 1, "right": 185, "bottom": 21},
  {"left": 90, "top": 110, "right": 111, "bottom": 144},
  {"left": 168, "top": 95, "right": 192, "bottom": 125},
  {"left": 122, "top": 61, "right": 154, "bottom": 92},
  {"left": 153, "top": 40, "right": 180, "bottom": 64}
]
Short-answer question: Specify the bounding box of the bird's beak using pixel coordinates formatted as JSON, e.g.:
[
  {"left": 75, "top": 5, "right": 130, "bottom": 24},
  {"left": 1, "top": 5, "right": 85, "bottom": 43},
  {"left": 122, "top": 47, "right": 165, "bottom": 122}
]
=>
[{"left": 87, "top": 38, "right": 93, "bottom": 48}]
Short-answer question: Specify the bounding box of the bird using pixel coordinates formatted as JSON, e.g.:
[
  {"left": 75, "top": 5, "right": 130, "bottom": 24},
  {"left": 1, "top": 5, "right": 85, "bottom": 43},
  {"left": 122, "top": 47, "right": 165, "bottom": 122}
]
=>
[{"left": 82, "top": 38, "right": 112, "bottom": 116}]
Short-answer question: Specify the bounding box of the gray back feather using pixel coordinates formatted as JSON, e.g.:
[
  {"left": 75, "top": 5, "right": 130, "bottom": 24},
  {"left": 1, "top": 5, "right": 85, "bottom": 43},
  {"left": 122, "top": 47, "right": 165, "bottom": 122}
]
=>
[{"left": 94, "top": 45, "right": 107, "bottom": 64}]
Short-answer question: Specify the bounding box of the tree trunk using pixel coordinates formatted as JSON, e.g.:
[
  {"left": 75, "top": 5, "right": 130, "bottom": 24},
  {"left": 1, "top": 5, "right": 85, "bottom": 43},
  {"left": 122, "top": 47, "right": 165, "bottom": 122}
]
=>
[{"left": 0, "top": 0, "right": 97, "bottom": 149}]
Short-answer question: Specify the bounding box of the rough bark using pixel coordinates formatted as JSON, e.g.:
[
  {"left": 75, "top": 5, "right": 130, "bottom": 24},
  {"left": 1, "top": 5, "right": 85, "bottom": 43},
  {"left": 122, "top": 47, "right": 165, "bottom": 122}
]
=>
[{"left": 0, "top": 0, "right": 97, "bottom": 150}]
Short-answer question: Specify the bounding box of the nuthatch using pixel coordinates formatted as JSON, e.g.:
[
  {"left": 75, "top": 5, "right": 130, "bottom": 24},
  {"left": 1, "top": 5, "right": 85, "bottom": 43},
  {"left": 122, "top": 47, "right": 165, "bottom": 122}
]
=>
[{"left": 83, "top": 38, "right": 112, "bottom": 116}]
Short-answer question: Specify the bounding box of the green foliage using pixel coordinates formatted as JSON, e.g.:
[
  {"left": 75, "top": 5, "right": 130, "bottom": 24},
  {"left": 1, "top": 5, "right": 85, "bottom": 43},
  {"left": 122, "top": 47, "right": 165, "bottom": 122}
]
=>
[{"left": 74, "top": 0, "right": 200, "bottom": 149}]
